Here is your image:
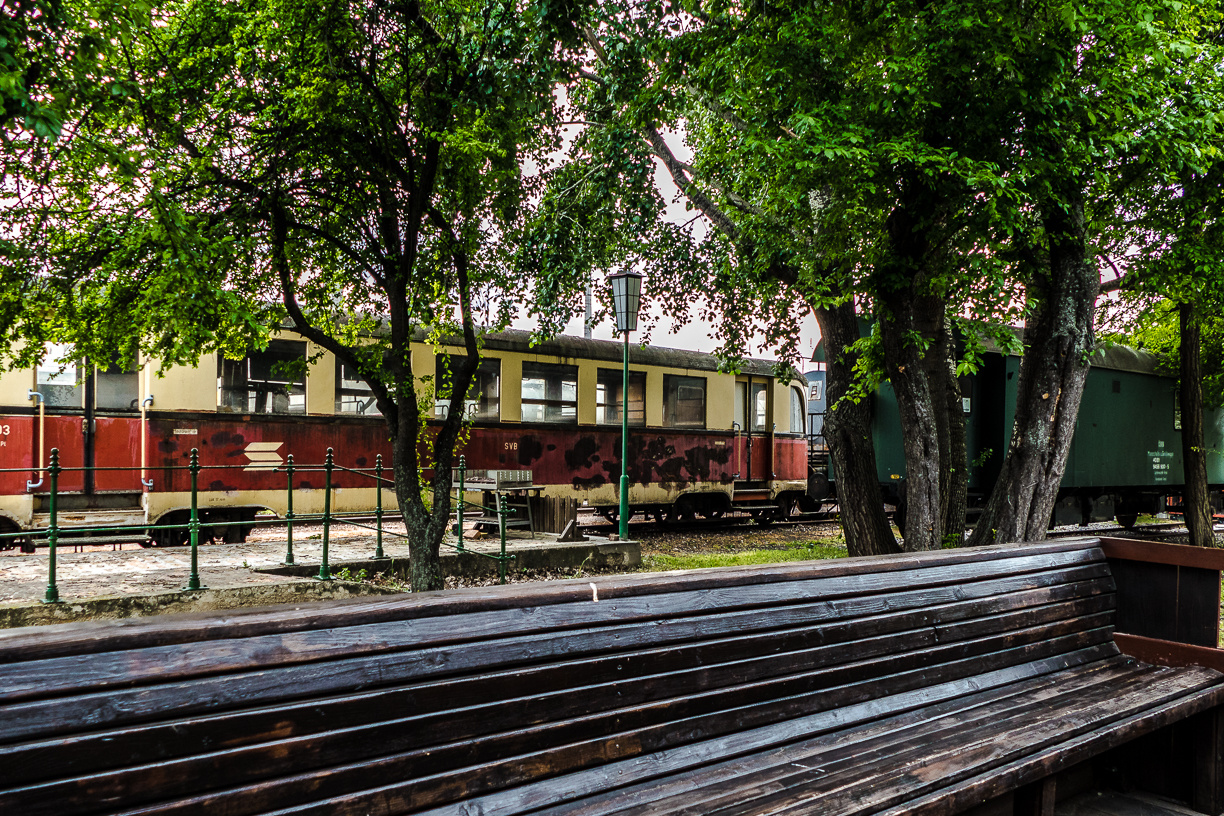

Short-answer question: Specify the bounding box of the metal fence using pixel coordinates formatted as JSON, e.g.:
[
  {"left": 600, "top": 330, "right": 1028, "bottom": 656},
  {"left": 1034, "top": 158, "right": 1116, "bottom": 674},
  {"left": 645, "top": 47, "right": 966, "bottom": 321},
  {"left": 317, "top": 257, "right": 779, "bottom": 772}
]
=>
[{"left": 0, "top": 449, "right": 517, "bottom": 603}]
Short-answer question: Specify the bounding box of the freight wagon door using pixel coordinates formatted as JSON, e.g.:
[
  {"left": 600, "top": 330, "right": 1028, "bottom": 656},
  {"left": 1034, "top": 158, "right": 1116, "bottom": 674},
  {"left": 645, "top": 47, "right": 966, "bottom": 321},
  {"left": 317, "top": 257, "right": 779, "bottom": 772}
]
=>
[{"left": 735, "top": 378, "right": 772, "bottom": 482}]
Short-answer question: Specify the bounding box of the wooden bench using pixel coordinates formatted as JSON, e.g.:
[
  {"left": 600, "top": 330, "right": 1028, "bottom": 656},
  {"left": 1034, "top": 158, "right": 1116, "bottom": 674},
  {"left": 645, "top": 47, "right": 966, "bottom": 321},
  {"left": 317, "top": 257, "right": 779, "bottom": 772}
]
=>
[{"left": 2, "top": 537, "right": 1223, "bottom": 816}]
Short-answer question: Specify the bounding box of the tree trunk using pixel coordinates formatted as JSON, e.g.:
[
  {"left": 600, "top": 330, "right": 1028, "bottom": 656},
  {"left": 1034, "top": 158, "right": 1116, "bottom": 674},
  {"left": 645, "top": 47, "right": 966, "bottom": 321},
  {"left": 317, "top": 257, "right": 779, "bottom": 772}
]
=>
[
  {"left": 876, "top": 264, "right": 953, "bottom": 551},
  {"left": 936, "top": 327, "right": 968, "bottom": 547},
  {"left": 1180, "top": 301, "right": 1215, "bottom": 547},
  {"left": 813, "top": 301, "right": 901, "bottom": 557},
  {"left": 969, "top": 193, "right": 1098, "bottom": 546}
]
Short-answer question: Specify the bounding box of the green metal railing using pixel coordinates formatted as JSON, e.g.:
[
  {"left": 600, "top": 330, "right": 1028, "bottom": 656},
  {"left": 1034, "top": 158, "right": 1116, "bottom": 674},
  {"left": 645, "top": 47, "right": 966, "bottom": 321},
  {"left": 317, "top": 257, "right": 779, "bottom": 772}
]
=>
[{"left": 0, "top": 447, "right": 518, "bottom": 602}]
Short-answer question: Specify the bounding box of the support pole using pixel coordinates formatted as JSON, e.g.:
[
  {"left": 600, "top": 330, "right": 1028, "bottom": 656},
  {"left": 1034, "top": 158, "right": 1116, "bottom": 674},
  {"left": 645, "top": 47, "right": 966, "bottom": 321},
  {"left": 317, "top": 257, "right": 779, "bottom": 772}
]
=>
[
  {"left": 284, "top": 454, "right": 295, "bottom": 566},
  {"left": 184, "top": 448, "right": 204, "bottom": 591},
  {"left": 455, "top": 455, "right": 466, "bottom": 551},
  {"left": 498, "top": 492, "right": 508, "bottom": 585},
  {"left": 374, "top": 453, "right": 385, "bottom": 560},
  {"left": 619, "top": 331, "right": 630, "bottom": 541},
  {"left": 318, "top": 447, "right": 333, "bottom": 580},
  {"left": 43, "top": 449, "right": 60, "bottom": 604}
]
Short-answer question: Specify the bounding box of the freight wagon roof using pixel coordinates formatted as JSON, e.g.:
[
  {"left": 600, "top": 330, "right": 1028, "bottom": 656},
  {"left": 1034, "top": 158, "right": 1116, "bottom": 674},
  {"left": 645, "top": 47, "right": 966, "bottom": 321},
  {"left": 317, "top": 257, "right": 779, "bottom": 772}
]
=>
[
  {"left": 435, "top": 329, "right": 793, "bottom": 378},
  {"left": 977, "top": 328, "right": 1163, "bottom": 376}
]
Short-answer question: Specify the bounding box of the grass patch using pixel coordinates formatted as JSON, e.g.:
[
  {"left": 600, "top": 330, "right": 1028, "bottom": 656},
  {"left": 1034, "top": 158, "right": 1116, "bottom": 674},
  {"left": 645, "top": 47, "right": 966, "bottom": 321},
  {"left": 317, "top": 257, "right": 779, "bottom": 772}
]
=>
[{"left": 643, "top": 541, "right": 846, "bottom": 571}]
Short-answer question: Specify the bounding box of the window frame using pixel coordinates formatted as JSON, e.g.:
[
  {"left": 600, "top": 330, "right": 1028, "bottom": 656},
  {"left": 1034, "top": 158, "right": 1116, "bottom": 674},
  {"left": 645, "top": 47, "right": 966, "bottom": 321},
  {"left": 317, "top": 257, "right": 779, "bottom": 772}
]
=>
[
  {"left": 596, "top": 368, "right": 646, "bottom": 426},
  {"left": 663, "top": 374, "right": 706, "bottom": 429},
  {"left": 218, "top": 339, "right": 308, "bottom": 415},
  {"left": 434, "top": 355, "right": 502, "bottom": 422},
  {"left": 520, "top": 361, "right": 578, "bottom": 424}
]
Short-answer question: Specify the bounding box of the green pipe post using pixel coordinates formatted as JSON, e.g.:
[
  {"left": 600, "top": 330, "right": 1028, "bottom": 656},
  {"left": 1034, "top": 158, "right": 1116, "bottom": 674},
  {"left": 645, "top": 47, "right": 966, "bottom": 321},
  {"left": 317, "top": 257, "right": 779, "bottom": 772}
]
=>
[
  {"left": 374, "top": 453, "right": 385, "bottom": 560},
  {"left": 318, "top": 447, "right": 333, "bottom": 580},
  {"left": 455, "top": 455, "right": 466, "bottom": 551},
  {"left": 184, "top": 448, "right": 204, "bottom": 591},
  {"left": 619, "top": 330, "right": 631, "bottom": 541},
  {"left": 284, "top": 454, "right": 295, "bottom": 565},
  {"left": 43, "top": 448, "right": 60, "bottom": 604},
  {"left": 497, "top": 492, "right": 507, "bottom": 585}
]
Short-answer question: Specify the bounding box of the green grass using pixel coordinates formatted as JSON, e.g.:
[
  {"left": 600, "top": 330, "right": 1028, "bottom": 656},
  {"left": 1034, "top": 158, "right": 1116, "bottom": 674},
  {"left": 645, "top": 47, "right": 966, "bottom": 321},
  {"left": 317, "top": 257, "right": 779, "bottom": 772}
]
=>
[{"left": 643, "top": 542, "right": 847, "bottom": 572}]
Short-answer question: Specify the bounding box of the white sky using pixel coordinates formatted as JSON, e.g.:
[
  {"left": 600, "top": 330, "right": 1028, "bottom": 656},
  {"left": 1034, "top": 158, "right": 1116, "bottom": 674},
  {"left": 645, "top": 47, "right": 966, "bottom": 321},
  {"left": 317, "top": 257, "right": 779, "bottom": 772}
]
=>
[{"left": 514, "top": 126, "right": 823, "bottom": 368}]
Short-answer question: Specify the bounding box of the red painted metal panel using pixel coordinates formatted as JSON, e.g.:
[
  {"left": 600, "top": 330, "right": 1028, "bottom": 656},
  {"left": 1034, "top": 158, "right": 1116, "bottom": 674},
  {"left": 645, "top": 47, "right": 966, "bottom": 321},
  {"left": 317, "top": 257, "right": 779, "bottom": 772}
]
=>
[
  {"left": 0, "top": 415, "right": 35, "bottom": 495},
  {"left": 41, "top": 416, "right": 86, "bottom": 493},
  {"left": 137, "top": 416, "right": 799, "bottom": 505},
  {"left": 774, "top": 437, "right": 807, "bottom": 481},
  {"left": 454, "top": 425, "right": 738, "bottom": 495},
  {"left": 94, "top": 417, "right": 142, "bottom": 492}
]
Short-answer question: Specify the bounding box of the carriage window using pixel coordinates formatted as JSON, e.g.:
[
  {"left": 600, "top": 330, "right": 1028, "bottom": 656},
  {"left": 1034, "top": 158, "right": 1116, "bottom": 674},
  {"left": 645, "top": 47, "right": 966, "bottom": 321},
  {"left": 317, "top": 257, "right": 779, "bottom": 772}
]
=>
[
  {"left": 735, "top": 380, "right": 769, "bottom": 431},
  {"left": 664, "top": 375, "right": 705, "bottom": 428},
  {"left": 791, "top": 387, "right": 805, "bottom": 434},
  {"left": 434, "top": 356, "right": 501, "bottom": 421},
  {"left": 521, "top": 362, "right": 577, "bottom": 423},
  {"left": 96, "top": 361, "right": 140, "bottom": 411},
  {"left": 218, "top": 340, "right": 307, "bottom": 414},
  {"left": 336, "top": 358, "right": 381, "bottom": 416},
  {"left": 596, "top": 369, "right": 645, "bottom": 425},
  {"left": 36, "top": 344, "right": 83, "bottom": 408}
]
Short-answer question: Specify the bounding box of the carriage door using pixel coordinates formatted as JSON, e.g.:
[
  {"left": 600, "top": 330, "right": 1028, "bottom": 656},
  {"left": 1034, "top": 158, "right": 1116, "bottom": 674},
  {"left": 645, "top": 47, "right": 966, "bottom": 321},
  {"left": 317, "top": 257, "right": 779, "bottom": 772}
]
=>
[
  {"left": 90, "top": 361, "right": 143, "bottom": 495},
  {"left": 735, "top": 377, "right": 772, "bottom": 483}
]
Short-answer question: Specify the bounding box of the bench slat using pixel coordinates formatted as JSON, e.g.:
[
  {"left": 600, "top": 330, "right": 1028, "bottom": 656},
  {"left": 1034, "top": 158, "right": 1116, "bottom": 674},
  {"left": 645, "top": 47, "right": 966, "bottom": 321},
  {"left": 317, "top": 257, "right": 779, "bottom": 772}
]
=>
[
  {"left": 550, "top": 661, "right": 1173, "bottom": 816},
  {"left": 0, "top": 549, "right": 1108, "bottom": 706},
  {"left": 0, "top": 601, "right": 1119, "bottom": 814},
  {"left": 0, "top": 540, "right": 1107, "bottom": 663},
  {"left": 0, "top": 567, "right": 1114, "bottom": 744},
  {"left": 527, "top": 658, "right": 1158, "bottom": 816},
  {"left": 251, "top": 646, "right": 1126, "bottom": 816}
]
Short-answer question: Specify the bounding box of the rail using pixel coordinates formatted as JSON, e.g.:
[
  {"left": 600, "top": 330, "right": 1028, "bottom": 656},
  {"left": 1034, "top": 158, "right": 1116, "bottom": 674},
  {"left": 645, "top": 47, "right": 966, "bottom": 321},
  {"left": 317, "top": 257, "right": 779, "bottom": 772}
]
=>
[{"left": 0, "top": 447, "right": 518, "bottom": 603}]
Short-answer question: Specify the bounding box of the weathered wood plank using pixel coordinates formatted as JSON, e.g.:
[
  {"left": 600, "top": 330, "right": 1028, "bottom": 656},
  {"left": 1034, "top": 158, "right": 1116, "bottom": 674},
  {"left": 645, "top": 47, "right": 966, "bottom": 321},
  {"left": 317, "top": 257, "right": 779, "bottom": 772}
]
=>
[
  {"left": 0, "top": 589, "right": 1116, "bottom": 791},
  {"left": 0, "top": 617, "right": 1118, "bottom": 815},
  {"left": 0, "top": 540, "right": 1106, "bottom": 663},
  {"left": 0, "top": 568, "right": 1115, "bottom": 743},
  {"left": 227, "top": 647, "right": 1122, "bottom": 816},
  {"left": 529, "top": 660, "right": 1156, "bottom": 816},
  {"left": 0, "top": 551, "right": 1109, "bottom": 707}
]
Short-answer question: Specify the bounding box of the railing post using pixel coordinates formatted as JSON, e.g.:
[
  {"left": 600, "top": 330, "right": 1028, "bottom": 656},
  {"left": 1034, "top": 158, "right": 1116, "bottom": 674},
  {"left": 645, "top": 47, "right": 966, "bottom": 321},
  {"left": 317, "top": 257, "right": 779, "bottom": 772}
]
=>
[
  {"left": 373, "top": 454, "right": 386, "bottom": 560},
  {"left": 318, "top": 447, "right": 333, "bottom": 580},
  {"left": 498, "top": 492, "right": 508, "bottom": 585},
  {"left": 455, "top": 455, "right": 466, "bottom": 551},
  {"left": 43, "top": 449, "right": 60, "bottom": 604},
  {"left": 284, "top": 454, "right": 295, "bottom": 566},
  {"left": 184, "top": 448, "right": 205, "bottom": 591}
]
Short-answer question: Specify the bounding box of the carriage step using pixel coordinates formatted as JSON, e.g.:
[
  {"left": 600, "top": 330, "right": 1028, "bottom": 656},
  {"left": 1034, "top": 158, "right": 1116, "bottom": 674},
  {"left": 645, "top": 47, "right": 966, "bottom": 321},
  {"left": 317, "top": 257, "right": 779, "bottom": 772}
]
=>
[{"left": 32, "top": 510, "right": 147, "bottom": 529}]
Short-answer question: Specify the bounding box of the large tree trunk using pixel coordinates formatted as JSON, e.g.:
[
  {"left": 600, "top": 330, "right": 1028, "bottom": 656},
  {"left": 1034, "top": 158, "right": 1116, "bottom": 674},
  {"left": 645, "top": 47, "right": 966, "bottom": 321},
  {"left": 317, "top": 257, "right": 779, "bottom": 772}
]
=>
[
  {"left": 813, "top": 301, "right": 901, "bottom": 557},
  {"left": 935, "top": 326, "right": 968, "bottom": 547},
  {"left": 1180, "top": 301, "right": 1215, "bottom": 548},
  {"left": 969, "top": 193, "right": 1098, "bottom": 546}
]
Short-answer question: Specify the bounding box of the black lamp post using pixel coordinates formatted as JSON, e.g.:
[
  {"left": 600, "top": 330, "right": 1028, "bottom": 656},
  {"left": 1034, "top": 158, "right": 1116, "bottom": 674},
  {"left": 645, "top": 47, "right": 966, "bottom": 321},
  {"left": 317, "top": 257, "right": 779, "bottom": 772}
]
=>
[{"left": 609, "top": 269, "right": 643, "bottom": 541}]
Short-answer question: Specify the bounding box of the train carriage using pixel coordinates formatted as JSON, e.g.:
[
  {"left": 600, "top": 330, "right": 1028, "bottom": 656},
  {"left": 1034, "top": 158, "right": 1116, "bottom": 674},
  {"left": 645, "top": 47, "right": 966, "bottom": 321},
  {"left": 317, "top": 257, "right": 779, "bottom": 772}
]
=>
[{"left": 0, "top": 331, "right": 811, "bottom": 548}]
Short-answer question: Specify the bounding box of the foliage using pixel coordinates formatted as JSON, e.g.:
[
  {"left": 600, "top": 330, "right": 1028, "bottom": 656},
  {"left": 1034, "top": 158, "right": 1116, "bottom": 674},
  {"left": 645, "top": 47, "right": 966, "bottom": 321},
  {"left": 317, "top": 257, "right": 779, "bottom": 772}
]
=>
[
  {"left": 1107, "top": 298, "right": 1224, "bottom": 409},
  {"left": 1, "top": 0, "right": 595, "bottom": 590}
]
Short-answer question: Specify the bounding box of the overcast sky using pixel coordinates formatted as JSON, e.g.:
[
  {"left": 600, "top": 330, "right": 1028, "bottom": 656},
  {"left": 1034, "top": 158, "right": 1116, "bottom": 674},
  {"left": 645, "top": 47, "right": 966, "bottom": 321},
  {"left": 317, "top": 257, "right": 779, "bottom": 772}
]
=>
[{"left": 516, "top": 127, "right": 823, "bottom": 367}]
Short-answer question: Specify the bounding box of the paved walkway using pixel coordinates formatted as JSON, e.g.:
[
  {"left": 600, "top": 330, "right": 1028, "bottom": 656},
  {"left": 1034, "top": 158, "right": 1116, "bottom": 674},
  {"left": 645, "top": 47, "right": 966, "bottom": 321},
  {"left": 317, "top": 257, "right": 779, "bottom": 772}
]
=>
[{"left": 0, "top": 520, "right": 578, "bottom": 606}]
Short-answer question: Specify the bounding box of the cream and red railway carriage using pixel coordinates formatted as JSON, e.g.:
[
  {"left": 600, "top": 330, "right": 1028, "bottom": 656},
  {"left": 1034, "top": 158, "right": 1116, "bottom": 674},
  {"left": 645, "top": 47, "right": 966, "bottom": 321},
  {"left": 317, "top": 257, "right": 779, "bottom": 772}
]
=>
[{"left": 0, "top": 331, "right": 809, "bottom": 547}]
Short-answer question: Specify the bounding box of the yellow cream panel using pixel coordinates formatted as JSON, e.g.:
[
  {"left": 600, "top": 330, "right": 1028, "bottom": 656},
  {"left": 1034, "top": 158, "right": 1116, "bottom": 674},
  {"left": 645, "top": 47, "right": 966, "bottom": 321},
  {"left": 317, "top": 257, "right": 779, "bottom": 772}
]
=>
[
  {"left": 706, "top": 372, "right": 735, "bottom": 431},
  {"left": 0, "top": 367, "right": 35, "bottom": 408},
  {"left": 577, "top": 361, "right": 597, "bottom": 425},
  {"left": 306, "top": 344, "right": 336, "bottom": 416},
  {"left": 150, "top": 354, "right": 219, "bottom": 412}
]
